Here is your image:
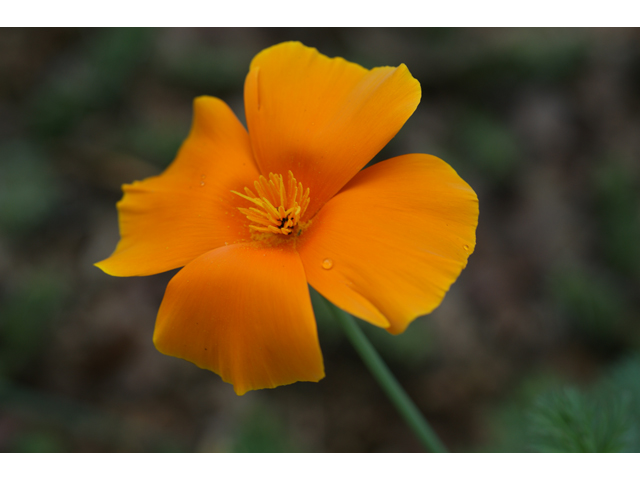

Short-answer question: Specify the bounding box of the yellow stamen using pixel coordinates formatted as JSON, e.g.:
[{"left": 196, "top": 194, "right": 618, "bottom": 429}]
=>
[{"left": 232, "top": 171, "right": 310, "bottom": 236}]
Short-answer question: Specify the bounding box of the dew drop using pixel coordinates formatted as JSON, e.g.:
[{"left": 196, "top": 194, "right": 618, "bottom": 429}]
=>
[
  {"left": 463, "top": 244, "right": 469, "bottom": 251},
  {"left": 200, "top": 181, "right": 205, "bottom": 186},
  {"left": 322, "top": 258, "right": 333, "bottom": 270},
  {"left": 201, "top": 174, "right": 206, "bottom": 179}
]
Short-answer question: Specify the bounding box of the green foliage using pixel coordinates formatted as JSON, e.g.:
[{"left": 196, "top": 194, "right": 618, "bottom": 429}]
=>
[
  {"left": 158, "top": 45, "right": 249, "bottom": 92},
  {"left": 457, "top": 111, "right": 521, "bottom": 184},
  {"left": 232, "top": 404, "right": 297, "bottom": 453},
  {"left": 499, "top": 33, "right": 588, "bottom": 83},
  {"left": 0, "top": 268, "right": 70, "bottom": 377},
  {"left": 529, "top": 387, "right": 632, "bottom": 452},
  {"left": 550, "top": 266, "right": 627, "bottom": 342},
  {"left": 28, "top": 28, "right": 155, "bottom": 137},
  {"left": 485, "top": 372, "right": 564, "bottom": 452},
  {"left": 490, "top": 357, "right": 640, "bottom": 452},
  {"left": 460, "top": 31, "right": 588, "bottom": 88},
  {"left": 8, "top": 430, "right": 66, "bottom": 453},
  {"left": 0, "top": 141, "right": 61, "bottom": 236},
  {"left": 126, "top": 122, "right": 189, "bottom": 168},
  {"left": 0, "top": 380, "right": 184, "bottom": 452},
  {"left": 593, "top": 162, "right": 640, "bottom": 279}
]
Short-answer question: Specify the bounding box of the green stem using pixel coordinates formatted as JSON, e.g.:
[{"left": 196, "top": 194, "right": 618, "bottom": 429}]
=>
[{"left": 326, "top": 301, "right": 447, "bottom": 453}]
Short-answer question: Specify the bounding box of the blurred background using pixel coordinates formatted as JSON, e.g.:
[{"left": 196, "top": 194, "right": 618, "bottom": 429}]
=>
[{"left": 1, "top": 28, "right": 640, "bottom": 452}]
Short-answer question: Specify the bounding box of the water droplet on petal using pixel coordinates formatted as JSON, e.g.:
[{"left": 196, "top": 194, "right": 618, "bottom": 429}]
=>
[
  {"left": 200, "top": 181, "right": 205, "bottom": 186},
  {"left": 322, "top": 258, "right": 333, "bottom": 270},
  {"left": 463, "top": 244, "right": 469, "bottom": 251}
]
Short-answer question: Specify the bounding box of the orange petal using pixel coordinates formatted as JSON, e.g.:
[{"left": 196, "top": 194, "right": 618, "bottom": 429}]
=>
[
  {"left": 244, "top": 41, "right": 421, "bottom": 219},
  {"left": 153, "top": 243, "right": 324, "bottom": 395},
  {"left": 96, "top": 96, "right": 260, "bottom": 277},
  {"left": 298, "top": 154, "right": 479, "bottom": 334}
]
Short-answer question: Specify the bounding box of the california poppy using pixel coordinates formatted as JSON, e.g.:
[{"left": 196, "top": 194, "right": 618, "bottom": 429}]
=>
[{"left": 96, "top": 41, "right": 478, "bottom": 395}]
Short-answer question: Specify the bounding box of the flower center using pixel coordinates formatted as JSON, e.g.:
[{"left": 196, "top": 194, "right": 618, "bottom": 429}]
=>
[{"left": 232, "top": 171, "right": 310, "bottom": 236}]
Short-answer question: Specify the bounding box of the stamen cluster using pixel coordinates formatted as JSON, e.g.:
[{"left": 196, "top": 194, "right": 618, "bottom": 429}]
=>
[{"left": 232, "top": 171, "right": 310, "bottom": 235}]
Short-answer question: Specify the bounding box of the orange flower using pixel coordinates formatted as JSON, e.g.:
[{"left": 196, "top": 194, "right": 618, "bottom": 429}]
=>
[{"left": 96, "top": 42, "right": 478, "bottom": 395}]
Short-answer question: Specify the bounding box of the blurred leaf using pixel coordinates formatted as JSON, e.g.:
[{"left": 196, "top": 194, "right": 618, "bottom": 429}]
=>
[
  {"left": 9, "top": 430, "right": 66, "bottom": 453},
  {"left": 457, "top": 111, "right": 521, "bottom": 184},
  {"left": 0, "top": 141, "right": 61, "bottom": 236},
  {"left": 0, "top": 381, "right": 185, "bottom": 452},
  {"left": 451, "top": 31, "right": 588, "bottom": 91},
  {"left": 593, "top": 162, "right": 640, "bottom": 278},
  {"left": 0, "top": 268, "right": 70, "bottom": 376},
  {"left": 488, "top": 357, "right": 640, "bottom": 453},
  {"left": 606, "top": 356, "right": 640, "bottom": 409},
  {"left": 126, "top": 122, "right": 189, "bottom": 168},
  {"left": 232, "top": 404, "right": 296, "bottom": 453},
  {"left": 549, "top": 266, "right": 626, "bottom": 342},
  {"left": 90, "top": 28, "right": 155, "bottom": 96},
  {"left": 28, "top": 28, "right": 155, "bottom": 137},
  {"left": 484, "top": 372, "right": 565, "bottom": 452},
  {"left": 504, "top": 33, "right": 588, "bottom": 82},
  {"left": 158, "top": 46, "right": 249, "bottom": 92},
  {"left": 529, "top": 387, "right": 632, "bottom": 452},
  {"left": 598, "top": 356, "right": 640, "bottom": 451}
]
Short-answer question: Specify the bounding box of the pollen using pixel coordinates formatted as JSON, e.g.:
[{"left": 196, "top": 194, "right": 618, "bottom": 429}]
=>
[{"left": 232, "top": 171, "right": 310, "bottom": 236}]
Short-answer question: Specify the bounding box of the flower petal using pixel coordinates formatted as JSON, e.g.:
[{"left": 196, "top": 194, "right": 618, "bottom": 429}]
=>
[
  {"left": 153, "top": 243, "right": 324, "bottom": 395},
  {"left": 96, "top": 96, "right": 260, "bottom": 277},
  {"left": 244, "top": 41, "right": 421, "bottom": 218},
  {"left": 298, "top": 154, "right": 479, "bottom": 334}
]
